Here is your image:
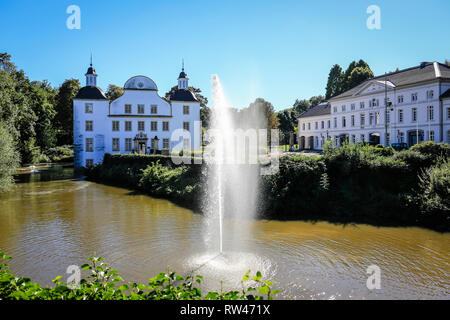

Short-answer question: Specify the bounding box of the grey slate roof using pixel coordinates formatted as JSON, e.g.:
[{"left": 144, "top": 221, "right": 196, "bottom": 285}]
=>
[
  {"left": 75, "top": 86, "right": 107, "bottom": 100},
  {"left": 297, "top": 102, "right": 330, "bottom": 119},
  {"left": 329, "top": 62, "right": 450, "bottom": 101},
  {"left": 170, "top": 89, "right": 198, "bottom": 102},
  {"left": 441, "top": 88, "right": 450, "bottom": 99}
]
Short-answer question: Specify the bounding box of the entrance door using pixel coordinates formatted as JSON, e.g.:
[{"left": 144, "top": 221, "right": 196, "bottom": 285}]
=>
[
  {"left": 408, "top": 130, "right": 423, "bottom": 147},
  {"left": 369, "top": 133, "right": 380, "bottom": 146}
]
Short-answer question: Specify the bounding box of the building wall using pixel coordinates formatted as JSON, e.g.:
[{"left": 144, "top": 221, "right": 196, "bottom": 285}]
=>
[
  {"left": 74, "top": 90, "right": 201, "bottom": 168},
  {"left": 298, "top": 81, "right": 450, "bottom": 149}
]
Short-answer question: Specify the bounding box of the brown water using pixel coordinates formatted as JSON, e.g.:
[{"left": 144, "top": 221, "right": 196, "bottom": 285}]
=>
[{"left": 0, "top": 165, "right": 449, "bottom": 299}]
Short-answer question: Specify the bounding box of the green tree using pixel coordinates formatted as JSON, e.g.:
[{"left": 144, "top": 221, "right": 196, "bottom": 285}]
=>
[
  {"left": 292, "top": 99, "right": 311, "bottom": 117},
  {"left": 341, "top": 59, "right": 373, "bottom": 92},
  {"left": 165, "top": 86, "right": 210, "bottom": 128},
  {"left": 106, "top": 84, "right": 124, "bottom": 102},
  {"left": 325, "top": 64, "right": 344, "bottom": 99},
  {"left": 0, "top": 123, "right": 20, "bottom": 191},
  {"left": 54, "top": 79, "right": 81, "bottom": 145}
]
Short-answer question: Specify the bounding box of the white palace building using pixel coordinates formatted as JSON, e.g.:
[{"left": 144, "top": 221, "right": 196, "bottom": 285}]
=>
[
  {"left": 73, "top": 63, "right": 201, "bottom": 168},
  {"left": 298, "top": 62, "right": 450, "bottom": 149}
]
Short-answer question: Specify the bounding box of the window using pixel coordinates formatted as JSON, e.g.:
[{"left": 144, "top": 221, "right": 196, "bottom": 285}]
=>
[
  {"left": 308, "top": 123, "right": 311, "bottom": 130},
  {"left": 302, "top": 123, "right": 305, "bottom": 131},
  {"left": 183, "top": 122, "right": 190, "bottom": 132},
  {"left": 151, "top": 121, "right": 157, "bottom": 131},
  {"left": 399, "top": 132, "right": 404, "bottom": 143},
  {"left": 112, "top": 121, "right": 120, "bottom": 131},
  {"left": 333, "top": 117, "right": 337, "bottom": 128},
  {"left": 163, "top": 138, "right": 169, "bottom": 150},
  {"left": 370, "top": 99, "right": 379, "bottom": 107},
  {"left": 398, "top": 95, "right": 404, "bottom": 104},
  {"left": 86, "top": 159, "right": 94, "bottom": 167},
  {"left": 427, "top": 106, "right": 434, "bottom": 121},
  {"left": 342, "top": 117, "right": 346, "bottom": 127},
  {"left": 412, "top": 108, "right": 417, "bottom": 122},
  {"left": 125, "top": 138, "right": 132, "bottom": 151},
  {"left": 163, "top": 121, "right": 169, "bottom": 131},
  {"left": 333, "top": 107, "right": 337, "bottom": 113},
  {"left": 360, "top": 113, "right": 365, "bottom": 126},
  {"left": 183, "top": 105, "right": 190, "bottom": 115},
  {"left": 447, "top": 107, "right": 450, "bottom": 119},
  {"left": 327, "top": 120, "right": 331, "bottom": 129},
  {"left": 412, "top": 93, "right": 418, "bottom": 102},
  {"left": 428, "top": 131, "right": 435, "bottom": 141},
  {"left": 183, "top": 138, "right": 190, "bottom": 150},
  {"left": 151, "top": 105, "right": 157, "bottom": 114},
  {"left": 321, "top": 121, "right": 324, "bottom": 129},
  {"left": 151, "top": 138, "right": 158, "bottom": 150},
  {"left": 351, "top": 135, "right": 356, "bottom": 143},
  {"left": 369, "top": 113, "right": 374, "bottom": 125},
  {"left": 112, "top": 138, "right": 120, "bottom": 151},
  {"left": 360, "top": 102, "right": 365, "bottom": 109},
  {"left": 360, "top": 134, "right": 365, "bottom": 142},
  {"left": 375, "top": 112, "right": 380, "bottom": 124},
  {"left": 315, "top": 122, "right": 318, "bottom": 130},
  {"left": 448, "top": 130, "right": 450, "bottom": 143},
  {"left": 138, "top": 121, "right": 145, "bottom": 131},
  {"left": 138, "top": 104, "right": 145, "bottom": 114},
  {"left": 398, "top": 109, "right": 403, "bottom": 123},
  {"left": 85, "top": 120, "right": 93, "bottom": 131},
  {"left": 351, "top": 104, "right": 355, "bottom": 111},
  {"left": 427, "top": 90, "right": 434, "bottom": 99},
  {"left": 85, "top": 103, "right": 93, "bottom": 113},
  {"left": 85, "top": 138, "right": 93, "bottom": 152},
  {"left": 125, "top": 104, "right": 132, "bottom": 114},
  {"left": 385, "top": 110, "right": 390, "bottom": 124},
  {"left": 351, "top": 115, "right": 355, "bottom": 127},
  {"left": 125, "top": 121, "right": 132, "bottom": 131},
  {"left": 341, "top": 105, "right": 346, "bottom": 112}
]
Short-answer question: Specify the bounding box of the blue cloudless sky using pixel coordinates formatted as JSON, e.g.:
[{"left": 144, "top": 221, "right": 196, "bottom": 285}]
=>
[{"left": 1, "top": 0, "right": 449, "bottom": 111}]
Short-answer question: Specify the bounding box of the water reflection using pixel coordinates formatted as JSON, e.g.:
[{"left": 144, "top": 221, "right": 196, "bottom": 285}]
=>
[{"left": 0, "top": 166, "right": 448, "bottom": 299}]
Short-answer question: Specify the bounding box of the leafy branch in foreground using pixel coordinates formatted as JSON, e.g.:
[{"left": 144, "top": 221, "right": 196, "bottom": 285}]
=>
[{"left": 0, "top": 253, "right": 278, "bottom": 300}]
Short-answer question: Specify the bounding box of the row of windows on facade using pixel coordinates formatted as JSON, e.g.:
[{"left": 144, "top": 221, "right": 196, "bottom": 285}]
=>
[
  {"left": 302, "top": 106, "right": 443, "bottom": 131},
  {"left": 84, "top": 120, "right": 190, "bottom": 132},
  {"left": 84, "top": 137, "right": 191, "bottom": 153},
  {"left": 84, "top": 103, "right": 190, "bottom": 115},
  {"left": 332, "top": 90, "right": 435, "bottom": 113},
  {"left": 308, "top": 130, "right": 441, "bottom": 147}
]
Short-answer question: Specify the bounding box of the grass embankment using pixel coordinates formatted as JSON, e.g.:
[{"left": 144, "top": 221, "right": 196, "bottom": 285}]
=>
[{"left": 85, "top": 142, "right": 449, "bottom": 232}]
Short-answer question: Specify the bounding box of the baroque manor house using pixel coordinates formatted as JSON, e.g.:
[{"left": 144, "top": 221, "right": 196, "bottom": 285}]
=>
[
  {"left": 73, "top": 63, "right": 201, "bottom": 168},
  {"left": 298, "top": 62, "right": 450, "bottom": 149}
]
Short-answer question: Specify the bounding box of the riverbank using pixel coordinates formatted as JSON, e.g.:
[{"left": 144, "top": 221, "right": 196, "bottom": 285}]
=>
[{"left": 85, "top": 141, "right": 449, "bottom": 232}]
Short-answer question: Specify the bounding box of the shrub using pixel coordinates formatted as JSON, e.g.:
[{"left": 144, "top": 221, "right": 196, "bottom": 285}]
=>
[
  {"left": 0, "top": 124, "right": 20, "bottom": 192},
  {"left": 45, "top": 145, "right": 73, "bottom": 162},
  {"left": 0, "top": 253, "right": 278, "bottom": 300}
]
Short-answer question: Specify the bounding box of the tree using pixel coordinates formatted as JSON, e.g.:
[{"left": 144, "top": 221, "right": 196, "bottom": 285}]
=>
[
  {"left": 325, "top": 64, "right": 344, "bottom": 99},
  {"left": 341, "top": 59, "right": 373, "bottom": 92},
  {"left": 445, "top": 60, "right": 450, "bottom": 67},
  {"left": 54, "top": 79, "right": 81, "bottom": 145},
  {"left": 0, "top": 123, "right": 20, "bottom": 191},
  {"left": 292, "top": 99, "right": 311, "bottom": 117},
  {"left": 165, "top": 86, "right": 211, "bottom": 128},
  {"left": 106, "top": 84, "right": 123, "bottom": 102}
]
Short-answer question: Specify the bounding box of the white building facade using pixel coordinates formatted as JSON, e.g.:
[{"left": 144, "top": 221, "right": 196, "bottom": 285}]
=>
[
  {"left": 73, "top": 63, "right": 201, "bottom": 168},
  {"left": 298, "top": 62, "right": 450, "bottom": 149}
]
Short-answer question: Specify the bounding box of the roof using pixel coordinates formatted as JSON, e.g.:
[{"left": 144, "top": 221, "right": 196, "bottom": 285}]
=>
[
  {"left": 297, "top": 102, "right": 330, "bottom": 119},
  {"left": 441, "top": 88, "right": 450, "bottom": 99},
  {"left": 124, "top": 76, "right": 158, "bottom": 90},
  {"left": 86, "top": 66, "right": 96, "bottom": 75},
  {"left": 178, "top": 70, "right": 187, "bottom": 79},
  {"left": 329, "top": 62, "right": 450, "bottom": 101},
  {"left": 75, "top": 86, "right": 108, "bottom": 100},
  {"left": 170, "top": 89, "right": 198, "bottom": 102}
]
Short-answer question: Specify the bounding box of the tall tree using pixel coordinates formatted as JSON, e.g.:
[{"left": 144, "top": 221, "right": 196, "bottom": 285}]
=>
[
  {"left": 54, "top": 79, "right": 81, "bottom": 145},
  {"left": 341, "top": 59, "right": 373, "bottom": 92},
  {"left": 0, "top": 122, "right": 20, "bottom": 191},
  {"left": 325, "top": 64, "right": 344, "bottom": 99},
  {"left": 165, "top": 86, "right": 210, "bottom": 128},
  {"left": 106, "top": 84, "right": 124, "bottom": 102}
]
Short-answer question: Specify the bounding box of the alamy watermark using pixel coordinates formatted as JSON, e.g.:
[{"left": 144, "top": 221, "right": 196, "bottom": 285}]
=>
[
  {"left": 366, "top": 5, "right": 381, "bottom": 30},
  {"left": 66, "top": 5, "right": 81, "bottom": 30},
  {"left": 366, "top": 265, "right": 381, "bottom": 290}
]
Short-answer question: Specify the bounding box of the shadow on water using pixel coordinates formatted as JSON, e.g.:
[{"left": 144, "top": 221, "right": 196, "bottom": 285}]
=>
[{"left": 14, "top": 163, "right": 81, "bottom": 183}]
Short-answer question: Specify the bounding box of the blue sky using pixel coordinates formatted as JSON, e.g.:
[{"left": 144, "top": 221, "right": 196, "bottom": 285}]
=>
[{"left": 1, "top": 0, "right": 449, "bottom": 111}]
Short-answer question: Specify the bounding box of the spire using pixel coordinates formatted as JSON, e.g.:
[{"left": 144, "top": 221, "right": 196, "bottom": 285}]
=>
[
  {"left": 85, "top": 55, "right": 97, "bottom": 87},
  {"left": 178, "top": 59, "right": 189, "bottom": 89}
]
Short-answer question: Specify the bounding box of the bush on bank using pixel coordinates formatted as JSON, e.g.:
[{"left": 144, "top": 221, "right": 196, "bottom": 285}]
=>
[
  {"left": 0, "top": 253, "right": 277, "bottom": 300},
  {"left": 85, "top": 142, "right": 449, "bottom": 231}
]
